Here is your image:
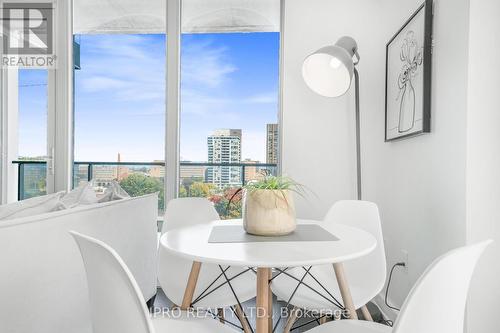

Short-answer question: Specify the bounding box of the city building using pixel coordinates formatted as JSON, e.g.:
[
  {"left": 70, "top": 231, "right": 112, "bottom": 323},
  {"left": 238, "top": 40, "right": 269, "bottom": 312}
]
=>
[
  {"left": 180, "top": 163, "right": 206, "bottom": 181},
  {"left": 149, "top": 161, "right": 166, "bottom": 178},
  {"left": 116, "top": 153, "right": 130, "bottom": 181},
  {"left": 92, "top": 165, "right": 117, "bottom": 188},
  {"left": 266, "top": 123, "right": 279, "bottom": 164},
  {"left": 207, "top": 129, "right": 242, "bottom": 188},
  {"left": 74, "top": 164, "right": 90, "bottom": 187},
  {"left": 242, "top": 158, "right": 265, "bottom": 183}
]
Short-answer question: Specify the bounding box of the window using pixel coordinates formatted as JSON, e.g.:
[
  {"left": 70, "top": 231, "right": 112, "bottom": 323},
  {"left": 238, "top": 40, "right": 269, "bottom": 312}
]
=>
[
  {"left": 17, "top": 69, "right": 49, "bottom": 199},
  {"left": 179, "top": 1, "right": 281, "bottom": 219},
  {"left": 73, "top": 3, "right": 166, "bottom": 214},
  {"left": 4, "top": 0, "right": 282, "bottom": 212}
]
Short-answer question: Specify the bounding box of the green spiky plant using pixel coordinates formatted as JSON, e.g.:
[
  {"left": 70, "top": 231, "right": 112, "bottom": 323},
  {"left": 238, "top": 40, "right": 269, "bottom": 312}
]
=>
[{"left": 227, "top": 171, "right": 306, "bottom": 210}]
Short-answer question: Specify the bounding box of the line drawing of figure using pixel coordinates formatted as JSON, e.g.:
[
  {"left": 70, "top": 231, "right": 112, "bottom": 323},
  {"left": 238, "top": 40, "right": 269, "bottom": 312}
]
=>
[{"left": 396, "top": 31, "right": 423, "bottom": 133}]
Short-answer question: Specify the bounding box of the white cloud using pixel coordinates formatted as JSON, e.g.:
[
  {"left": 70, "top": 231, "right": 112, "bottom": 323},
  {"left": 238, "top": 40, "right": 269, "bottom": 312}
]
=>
[
  {"left": 81, "top": 76, "right": 130, "bottom": 92},
  {"left": 180, "top": 88, "right": 234, "bottom": 116},
  {"left": 181, "top": 38, "right": 237, "bottom": 88},
  {"left": 180, "top": 89, "right": 278, "bottom": 118},
  {"left": 83, "top": 34, "right": 152, "bottom": 61},
  {"left": 77, "top": 34, "right": 165, "bottom": 101},
  {"left": 243, "top": 92, "right": 278, "bottom": 104}
]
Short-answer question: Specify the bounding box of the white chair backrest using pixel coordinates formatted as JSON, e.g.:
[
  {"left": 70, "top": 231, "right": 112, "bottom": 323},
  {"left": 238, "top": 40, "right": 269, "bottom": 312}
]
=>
[
  {"left": 324, "top": 200, "right": 387, "bottom": 298},
  {"left": 70, "top": 231, "right": 155, "bottom": 333},
  {"left": 162, "top": 197, "right": 220, "bottom": 234},
  {"left": 159, "top": 197, "right": 256, "bottom": 308},
  {"left": 393, "top": 240, "right": 491, "bottom": 333}
]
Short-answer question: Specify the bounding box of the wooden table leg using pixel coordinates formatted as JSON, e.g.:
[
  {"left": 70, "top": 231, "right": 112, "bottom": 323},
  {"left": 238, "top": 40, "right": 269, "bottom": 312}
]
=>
[
  {"left": 181, "top": 261, "right": 202, "bottom": 310},
  {"left": 256, "top": 267, "right": 271, "bottom": 333},
  {"left": 332, "top": 262, "right": 358, "bottom": 319},
  {"left": 361, "top": 305, "right": 373, "bottom": 321}
]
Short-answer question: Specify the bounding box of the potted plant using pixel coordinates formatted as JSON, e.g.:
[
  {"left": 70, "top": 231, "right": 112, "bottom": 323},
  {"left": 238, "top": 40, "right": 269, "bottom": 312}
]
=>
[{"left": 229, "top": 174, "right": 304, "bottom": 236}]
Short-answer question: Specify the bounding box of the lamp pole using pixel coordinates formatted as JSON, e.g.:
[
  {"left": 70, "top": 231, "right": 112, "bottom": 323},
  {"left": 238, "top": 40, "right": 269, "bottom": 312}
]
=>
[
  {"left": 301, "top": 36, "right": 362, "bottom": 200},
  {"left": 354, "top": 68, "right": 361, "bottom": 200}
]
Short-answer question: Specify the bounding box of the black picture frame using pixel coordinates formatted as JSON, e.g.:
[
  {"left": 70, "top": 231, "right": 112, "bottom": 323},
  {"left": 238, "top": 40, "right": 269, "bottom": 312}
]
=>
[{"left": 385, "top": 0, "right": 433, "bottom": 142}]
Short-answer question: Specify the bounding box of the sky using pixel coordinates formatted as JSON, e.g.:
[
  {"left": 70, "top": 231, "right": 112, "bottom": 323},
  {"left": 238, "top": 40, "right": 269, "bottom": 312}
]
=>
[
  {"left": 18, "top": 70, "right": 48, "bottom": 158},
  {"left": 18, "top": 32, "right": 280, "bottom": 162}
]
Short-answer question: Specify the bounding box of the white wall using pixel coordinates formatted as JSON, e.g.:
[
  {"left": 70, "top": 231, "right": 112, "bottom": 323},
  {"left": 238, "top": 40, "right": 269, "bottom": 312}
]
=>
[
  {"left": 283, "top": 0, "right": 471, "bottom": 318},
  {"left": 465, "top": 0, "right": 500, "bottom": 331},
  {"left": 282, "top": 0, "right": 361, "bottom": 219},
  {"left": 363, "top": 0, "right": 470, "bottom": 309},
  {"left": 283, "top": 1, "right": 499, "bottom": 330}
]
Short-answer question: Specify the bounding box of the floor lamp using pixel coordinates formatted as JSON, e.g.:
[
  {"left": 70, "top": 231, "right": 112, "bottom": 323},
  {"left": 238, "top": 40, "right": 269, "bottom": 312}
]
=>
[{"left": 301, "top": 36, "right": 362, "bottom": 200}]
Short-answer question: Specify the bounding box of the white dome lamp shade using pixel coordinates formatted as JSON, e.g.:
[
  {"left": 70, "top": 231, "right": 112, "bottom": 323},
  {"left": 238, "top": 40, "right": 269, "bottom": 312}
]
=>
[
  {"left": 302, "top": 36, "right": 363, "bottom": 200},
  {"left": 302, "top": 36, "right": 359, "bottom": 97}
]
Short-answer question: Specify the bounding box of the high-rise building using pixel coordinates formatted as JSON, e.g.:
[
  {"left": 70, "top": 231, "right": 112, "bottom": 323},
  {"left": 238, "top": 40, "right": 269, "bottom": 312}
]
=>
[
  {"left": 266, "top": 123, "right": 279, "bottom": 164},
  {"left": 207, "top": 129, "right": 242, "bottom": 188}
]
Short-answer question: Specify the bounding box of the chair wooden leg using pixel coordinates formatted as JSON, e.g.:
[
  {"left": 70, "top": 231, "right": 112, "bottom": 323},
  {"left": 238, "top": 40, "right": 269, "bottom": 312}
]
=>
[
  {"left": 181, "top": 261, "right": 202, "bottom": 310},
  {"left": 361, "top": 305, "right": 373, "bottom": 321},
  {"left": 283, "top": 306, "right": 299, "bottom": 333},
  {"left": 217, "top": 308, "right": 225, "bottom": 323},
  {"left": 234, "top": 304, "right": 252, "bottom": 333},
  {"left": 268, "top": 269, "right": 273, "bottom": 332},
  {"left": 256, "top": 267, "right": 271, "bottom": 333},
  {"left": 332, "top": 262, "right": 358, "bottom": 319}
]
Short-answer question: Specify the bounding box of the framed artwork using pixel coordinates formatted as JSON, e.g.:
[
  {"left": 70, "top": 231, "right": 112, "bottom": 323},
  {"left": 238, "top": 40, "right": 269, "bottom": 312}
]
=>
[{"left": 385, "top": 0, "right": 433, "bottom": 141}]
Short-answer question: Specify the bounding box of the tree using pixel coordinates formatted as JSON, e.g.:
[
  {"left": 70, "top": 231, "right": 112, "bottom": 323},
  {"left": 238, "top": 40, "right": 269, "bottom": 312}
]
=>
[
  {"left": 178, "top": 185, "right": 188, "bottom": 198},
  {"left": 119, "top": 173, "right": 164, "bottom": 211},
  {"left": 188, "top": 182, "right": 216, "bottom": 197},
  {"left": 209, "top": 187, "right": 242, "bottom": 219},
  {"left": 178, "top": 181, "right": 242, "bottom": 219}
]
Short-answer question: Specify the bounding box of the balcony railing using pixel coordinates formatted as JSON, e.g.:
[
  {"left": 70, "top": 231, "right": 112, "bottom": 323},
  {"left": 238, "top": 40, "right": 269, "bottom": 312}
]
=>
[{"left": 12, "top": 160, "right": 277, "bottom": 218}]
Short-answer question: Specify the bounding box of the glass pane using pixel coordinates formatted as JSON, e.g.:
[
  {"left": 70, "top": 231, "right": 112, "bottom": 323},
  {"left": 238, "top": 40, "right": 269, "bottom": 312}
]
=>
[
  {"left": 73, "top": 4, "right": 166, "bottom": 215},
  {"left": 19, "top": 163, "right": 47, "bottom": 200},
  {"left": 180, "top": 1, "right": 281, "bottom": 219},
  {"left": 17, "top": 69, "right": 48, "bottom": 199},
  {"left": 73, "top": 163, "right": 165, "bottom": 214}
]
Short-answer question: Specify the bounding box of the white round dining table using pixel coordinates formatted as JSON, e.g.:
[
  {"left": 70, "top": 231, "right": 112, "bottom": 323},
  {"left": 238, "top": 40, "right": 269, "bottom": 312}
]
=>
[{"left": 160, "top": 218, "right": 377, "bottom": 333}]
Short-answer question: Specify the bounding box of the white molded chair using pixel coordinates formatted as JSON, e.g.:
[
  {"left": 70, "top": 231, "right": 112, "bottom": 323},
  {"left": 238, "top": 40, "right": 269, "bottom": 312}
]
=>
[
  {"left": 307, "top": 240, "right": 492, "bottom": 333},
  {"left": 70, "top": 231, "right": 235, "bottom": 333},
  {"left": 271, "top": 201, "right": 386, "bottom": 323},
  {"left": 158, "top": 198, "right": 256, "bottom": 309}
]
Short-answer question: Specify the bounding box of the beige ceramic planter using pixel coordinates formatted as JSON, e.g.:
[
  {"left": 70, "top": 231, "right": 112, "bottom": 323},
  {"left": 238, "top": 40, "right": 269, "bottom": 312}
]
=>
[{"left": 242, "top": 189, "right": 296, "bottom": 236}]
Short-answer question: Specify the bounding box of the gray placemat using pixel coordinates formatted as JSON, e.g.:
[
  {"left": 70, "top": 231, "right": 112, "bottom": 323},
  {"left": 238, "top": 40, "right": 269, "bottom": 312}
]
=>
[{"left": 208, "top": 224, "right": 339, "bottom": 243}]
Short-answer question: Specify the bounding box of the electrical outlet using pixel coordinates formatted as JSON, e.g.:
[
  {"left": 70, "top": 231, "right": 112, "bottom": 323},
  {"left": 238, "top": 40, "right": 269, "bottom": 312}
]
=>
[{"left": 400, "top": 249, "right": 409, "bottom": 273}]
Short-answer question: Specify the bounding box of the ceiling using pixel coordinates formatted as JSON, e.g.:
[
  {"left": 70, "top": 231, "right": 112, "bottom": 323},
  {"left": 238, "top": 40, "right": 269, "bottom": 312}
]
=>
[{"left": 74, "top": 0, "right": 280, "bottom": 34}]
